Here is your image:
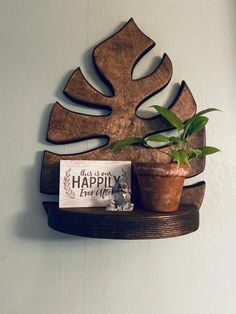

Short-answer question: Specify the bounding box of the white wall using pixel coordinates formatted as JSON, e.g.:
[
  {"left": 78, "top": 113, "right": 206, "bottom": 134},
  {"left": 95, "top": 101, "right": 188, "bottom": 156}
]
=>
[{"left": 1, "top": 1, "right": 236, "bottom": 313}]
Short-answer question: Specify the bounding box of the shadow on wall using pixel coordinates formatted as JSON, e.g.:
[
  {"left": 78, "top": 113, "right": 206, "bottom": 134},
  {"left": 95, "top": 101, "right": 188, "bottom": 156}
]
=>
[
  {"left": 231, "top": 1, "right": 236, "bottom": 72},
  {"left": 14, "top": 151, "right": 64, "bottom": 241}
]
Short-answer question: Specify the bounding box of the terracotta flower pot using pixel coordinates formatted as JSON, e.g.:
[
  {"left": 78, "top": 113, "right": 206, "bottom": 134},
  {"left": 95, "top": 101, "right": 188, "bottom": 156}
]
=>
[{"left": 134, "top": 163, "right": 189, "bottom": 213}]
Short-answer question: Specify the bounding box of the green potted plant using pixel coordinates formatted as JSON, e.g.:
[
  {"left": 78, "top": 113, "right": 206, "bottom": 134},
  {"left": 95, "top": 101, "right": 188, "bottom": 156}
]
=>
[{"left": 113, "top": 106, "right": 220, "bottom": 213}]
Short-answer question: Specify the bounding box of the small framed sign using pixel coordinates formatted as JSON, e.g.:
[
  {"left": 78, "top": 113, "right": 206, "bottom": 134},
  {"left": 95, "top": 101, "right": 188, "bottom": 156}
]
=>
[{"left": 59, "top": 160, "right": 131, "bottom": 208}]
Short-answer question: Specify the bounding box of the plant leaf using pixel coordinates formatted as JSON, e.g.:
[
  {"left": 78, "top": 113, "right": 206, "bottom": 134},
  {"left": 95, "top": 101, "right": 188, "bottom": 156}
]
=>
[
  {"left": 169, "top": 136, "right": 187, "bottom": 145},
  {"left": 183, "top": 116, "right": 198, "bottom": 137},
  {"left": 169, "top": 149, "right": 190, "bottom": 166},
  {"left": 183, "top": 108, "right": 220, "bottom": 138},
  {"left": 112, "top": 137, "right": 145, "bottom": 152},
  {"left": 179, "top": 150, "right": 190, "bottom": 165},
  {"left": 196, "top": 108, "right": 221, "bottom": 116},
  {"left": 197, "top": 146, "right": 220, "bottom": 156},
  {"left": 184, "top": 116, "right": 208, "bottom": 137},
  {"left": 150, "top": 105, "right": 184, "bottom": 130},
  {"left": 170, "top": 150, "right": 181, "bottom": 167},
  {"left": 188, "top": 149, "right": 202, "bottom": 160},
  {"left": 145, "top": 134, "right": 169, "bottom": 143}
]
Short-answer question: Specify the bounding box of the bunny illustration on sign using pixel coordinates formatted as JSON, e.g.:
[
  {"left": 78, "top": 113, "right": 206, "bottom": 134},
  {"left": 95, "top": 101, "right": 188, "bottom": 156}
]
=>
[{"left": 106, "top": 169, "right": 134, "bottom": 211}]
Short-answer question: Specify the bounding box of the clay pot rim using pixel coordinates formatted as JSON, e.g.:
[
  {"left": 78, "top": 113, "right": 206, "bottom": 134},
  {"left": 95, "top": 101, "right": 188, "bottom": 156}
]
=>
[{"left": 134, "top": 162, "right": 190, "bottom": 177}]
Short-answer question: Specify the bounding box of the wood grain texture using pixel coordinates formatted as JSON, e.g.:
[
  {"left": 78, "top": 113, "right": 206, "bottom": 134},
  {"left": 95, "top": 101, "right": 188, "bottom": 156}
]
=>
[
  {"left": 43, "top": 202, "right": 199, "bottom": 239},
  {"left": 180, "top": 181, "right": 206, "bottom": 209},
  {"left": 64, "top": 19, "right": 172, "bottom": 106},
  {"left": 47, "top": 81, "right": 197, "bottom": 144}
]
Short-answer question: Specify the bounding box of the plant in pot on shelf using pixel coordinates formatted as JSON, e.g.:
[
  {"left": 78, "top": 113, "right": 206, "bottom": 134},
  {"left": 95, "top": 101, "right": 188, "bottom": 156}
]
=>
[{"left": 113, "top": 106, "right": 220, "bottom": 213}]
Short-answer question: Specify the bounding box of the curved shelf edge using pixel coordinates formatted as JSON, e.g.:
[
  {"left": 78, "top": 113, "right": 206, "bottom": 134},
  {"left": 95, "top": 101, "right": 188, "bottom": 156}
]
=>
[{"left": 43, "top": 202, "right": 199, "bottom": 240}]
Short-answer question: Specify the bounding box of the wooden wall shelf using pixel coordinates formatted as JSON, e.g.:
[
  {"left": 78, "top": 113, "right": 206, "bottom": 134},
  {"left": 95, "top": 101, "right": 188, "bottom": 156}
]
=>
[
  {"left": 41, "top": 18, "right": 206, "bottom": 239},
  {"left": 43, "top": 202, "right": 199, "bottom": 240}
]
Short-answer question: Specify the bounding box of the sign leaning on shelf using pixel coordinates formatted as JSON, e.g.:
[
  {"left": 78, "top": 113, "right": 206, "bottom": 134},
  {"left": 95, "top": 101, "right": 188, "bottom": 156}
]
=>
[{"left": 59, "top": 160, "right": 131, "bottom": 208}]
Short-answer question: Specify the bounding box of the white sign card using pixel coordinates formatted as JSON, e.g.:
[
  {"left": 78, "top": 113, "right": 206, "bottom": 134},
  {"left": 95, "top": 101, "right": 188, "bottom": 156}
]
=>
[{"left": 59, "top": 160, "right": 131, "bottom": 208}]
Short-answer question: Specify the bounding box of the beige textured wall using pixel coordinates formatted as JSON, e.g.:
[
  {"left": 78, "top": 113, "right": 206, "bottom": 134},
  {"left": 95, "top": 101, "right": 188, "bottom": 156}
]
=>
[{"left": 1, "top": 1, "right": 236, "bottom": 313}]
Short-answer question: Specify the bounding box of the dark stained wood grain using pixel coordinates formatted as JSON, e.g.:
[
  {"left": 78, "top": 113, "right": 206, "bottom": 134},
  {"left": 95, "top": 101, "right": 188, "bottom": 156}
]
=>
[
  {"left": 47, "top": 81, "right": 197, "bottom": 144},
  {"left": 180, "top": 181, "right": 206, "bottom": 209},
  {"left": 64, "top": 19, "right": 172, "bottom": 105},
  {"left": 43, "top": 202, "right": 199, "bottom": 239}
]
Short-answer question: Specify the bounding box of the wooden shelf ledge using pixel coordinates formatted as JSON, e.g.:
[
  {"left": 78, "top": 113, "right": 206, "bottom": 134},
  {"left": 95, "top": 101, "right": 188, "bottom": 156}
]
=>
[{"left": 43, "top": 202, "right": 199, "bottom": 240}]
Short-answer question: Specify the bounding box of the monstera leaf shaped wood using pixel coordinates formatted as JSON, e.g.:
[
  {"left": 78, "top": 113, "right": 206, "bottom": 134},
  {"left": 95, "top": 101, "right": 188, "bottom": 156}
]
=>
[{"left": 42, "top": 18, "right": 206, "bottom": 239}]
